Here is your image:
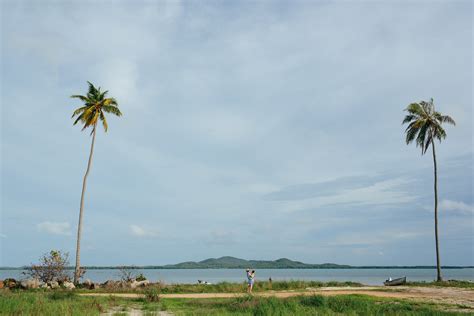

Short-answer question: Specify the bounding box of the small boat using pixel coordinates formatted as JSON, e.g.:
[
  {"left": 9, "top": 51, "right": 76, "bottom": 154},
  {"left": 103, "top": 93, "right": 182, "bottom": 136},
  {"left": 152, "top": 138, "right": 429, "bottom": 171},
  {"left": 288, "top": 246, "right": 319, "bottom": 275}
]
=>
[
  {"left": 197, "top": 280, "right": 212, "bottom": 285},
  {"left": 384, "top": 277, "right": 406, "bottom": 286}
]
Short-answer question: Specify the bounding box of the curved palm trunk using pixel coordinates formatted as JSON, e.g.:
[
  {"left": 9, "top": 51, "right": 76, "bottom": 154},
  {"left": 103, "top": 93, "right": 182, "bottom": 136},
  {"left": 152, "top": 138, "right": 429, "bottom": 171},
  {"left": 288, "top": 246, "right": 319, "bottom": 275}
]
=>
[
  {"left": 431, "top": 141, "right": 442, "bottom": 282},
  {"left": 74, "top": 125, "right": 97, "bottom": 284}
]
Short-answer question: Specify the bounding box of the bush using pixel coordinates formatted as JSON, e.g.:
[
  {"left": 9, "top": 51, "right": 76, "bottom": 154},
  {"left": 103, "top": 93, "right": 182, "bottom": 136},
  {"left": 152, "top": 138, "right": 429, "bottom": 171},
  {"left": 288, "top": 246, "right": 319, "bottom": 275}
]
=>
[
  {"left": 23, "top": 250, "right": 71, "bottom": 283},
  {"left": 299, "top": 295, "right": 325, "bottom": 307},
  {"left": 135, "top": 273, "right": 147, "bottom": 282},
  {"left": 48, "top": 291, "right": 77, "bottom": 300},
  {"left": 143, "top": 286, "right": 160, "bottom": 302},
  {"left": 326, "top": 295, "right": 370, "bottom": 313}
]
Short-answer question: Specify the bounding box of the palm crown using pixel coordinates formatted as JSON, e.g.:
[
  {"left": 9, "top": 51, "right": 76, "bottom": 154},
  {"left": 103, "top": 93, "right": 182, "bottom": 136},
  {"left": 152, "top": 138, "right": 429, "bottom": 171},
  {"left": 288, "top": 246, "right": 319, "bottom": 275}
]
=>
[
  {"left": 71, "top": 81, "right": 122, "bottom": 133},
  {"left": 402, "top": 98, "right": 455, "bottom": 154}
]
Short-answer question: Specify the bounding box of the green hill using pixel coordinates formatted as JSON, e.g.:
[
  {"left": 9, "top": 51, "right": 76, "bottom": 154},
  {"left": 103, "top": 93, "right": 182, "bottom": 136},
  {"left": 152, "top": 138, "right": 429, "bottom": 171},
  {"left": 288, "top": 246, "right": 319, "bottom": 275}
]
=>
[{"left": 161, "top": 256, "right": 351, "bottom": 269}]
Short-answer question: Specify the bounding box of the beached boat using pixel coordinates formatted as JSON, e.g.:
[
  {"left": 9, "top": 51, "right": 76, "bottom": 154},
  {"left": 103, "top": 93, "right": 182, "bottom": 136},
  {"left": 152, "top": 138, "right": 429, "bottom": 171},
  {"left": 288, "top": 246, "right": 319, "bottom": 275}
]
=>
[{"left": 384, "top": 277, "right": 406, "bottom": 286}]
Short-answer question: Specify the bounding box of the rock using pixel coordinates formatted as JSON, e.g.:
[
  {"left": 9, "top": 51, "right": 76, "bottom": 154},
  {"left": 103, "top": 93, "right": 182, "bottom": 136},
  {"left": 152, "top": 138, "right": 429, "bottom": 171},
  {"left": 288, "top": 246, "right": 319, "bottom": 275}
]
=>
[
  {"left": 81, "top": 279, "right": 99, "bottom": 290},
  {"left": 131, "top": 280, "right": 150, "bottom": 289},
  {"left": 40, "top": 283, "right": 51, "bottom": 289},
  {"left": 102, "top": 280, "right": 118, "bottom": 289},
  {"left": 4, "top": 278, "right": 17, "bottom": 289},
  {"left": 48, "top": 281, "right": 60, "bottom": 289},
  {"left": 62, "top": 281, "right": 75, "bottom": 290},
  {"left": 20, "top": 278, "right": 41, "bottom": 289}
]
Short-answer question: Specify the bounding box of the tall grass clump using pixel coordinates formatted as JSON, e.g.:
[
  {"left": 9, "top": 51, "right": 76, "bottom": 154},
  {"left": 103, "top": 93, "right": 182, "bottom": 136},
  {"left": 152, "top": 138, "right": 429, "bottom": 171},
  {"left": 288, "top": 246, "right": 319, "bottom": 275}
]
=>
[
  {"left": 214, "top": 295, "right": 464, "bottom": 315},
  {"left": 407, "top": 280, "right": 474, "bottom": 289},
  {"left": 142, "top": 286, "right": 161, "bottom": 302},
  {"left": 0, "top": 290, "right": 114, "bottom": 315}
]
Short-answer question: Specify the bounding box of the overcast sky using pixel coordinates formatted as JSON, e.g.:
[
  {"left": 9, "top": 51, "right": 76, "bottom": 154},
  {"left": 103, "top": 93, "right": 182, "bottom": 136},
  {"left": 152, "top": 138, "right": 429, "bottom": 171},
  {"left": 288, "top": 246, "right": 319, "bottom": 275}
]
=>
[{"left": 1, "top": 0, "right": 472, "bottom": 267}]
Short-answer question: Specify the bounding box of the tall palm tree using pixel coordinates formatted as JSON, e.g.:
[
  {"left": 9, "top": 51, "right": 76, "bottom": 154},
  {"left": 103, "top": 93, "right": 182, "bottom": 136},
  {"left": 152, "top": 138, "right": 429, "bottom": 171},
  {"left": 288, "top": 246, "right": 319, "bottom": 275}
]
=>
[
  {"left": 71, "top": 82, "right": 122, "bottom": 283},
  {"left": 402, "top": 98, "right": 455, "bottom": 282}
]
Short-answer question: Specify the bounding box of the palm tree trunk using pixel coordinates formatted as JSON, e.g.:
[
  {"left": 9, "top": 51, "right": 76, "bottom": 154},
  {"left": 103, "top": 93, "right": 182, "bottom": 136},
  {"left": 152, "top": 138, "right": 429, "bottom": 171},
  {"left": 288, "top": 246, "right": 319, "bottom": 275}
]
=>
[
  {"left": 431, "top": 140, "right": 442, "bottom": 282},
  {"left": 74, "top": 125, "right": 97, "bottom": 284}
]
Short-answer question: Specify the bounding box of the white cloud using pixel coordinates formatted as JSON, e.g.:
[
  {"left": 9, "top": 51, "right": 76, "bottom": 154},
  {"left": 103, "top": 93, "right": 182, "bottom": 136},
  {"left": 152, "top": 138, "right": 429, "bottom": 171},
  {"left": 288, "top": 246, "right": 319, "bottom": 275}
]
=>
[
  {"left": 248, "top": 183, "right": 280, "bottom": 194},
  {"left": 0, "top": 233, "right": 6, "bottom": 238},
  {"left": 130, "top": 225, "right": 159, "bottom": 237},
  {"left": 278, "top": 177, "right": 416, "bottom": 213},
  {"left": 329, "top": 231, "right": 426, "bottom": 247},
  {"left": 440, "top": 199, "right": 474, "bottom": 214},
  {"left": 37, "top": 222, "right": 71, "bottom": 235},
  {"left": 182, "top": 110, "right": 257, "bottom": 144},
  {"left": 95, "top": 59, "right": 141, "bottom": 108}
]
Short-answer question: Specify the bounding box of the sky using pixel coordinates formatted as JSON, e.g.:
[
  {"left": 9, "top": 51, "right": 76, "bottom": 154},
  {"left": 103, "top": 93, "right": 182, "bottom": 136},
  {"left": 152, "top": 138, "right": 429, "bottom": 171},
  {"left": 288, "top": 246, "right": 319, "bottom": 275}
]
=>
[{"left": 1, "top": 0, "right": 472, "bottom": 267}]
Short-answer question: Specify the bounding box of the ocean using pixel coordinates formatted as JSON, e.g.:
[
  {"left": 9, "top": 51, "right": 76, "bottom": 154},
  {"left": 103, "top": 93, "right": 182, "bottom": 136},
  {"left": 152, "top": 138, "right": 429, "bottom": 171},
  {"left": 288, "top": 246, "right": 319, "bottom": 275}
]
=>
[{"left": 1, "top": 268, "right": 473, "bottom": 285}]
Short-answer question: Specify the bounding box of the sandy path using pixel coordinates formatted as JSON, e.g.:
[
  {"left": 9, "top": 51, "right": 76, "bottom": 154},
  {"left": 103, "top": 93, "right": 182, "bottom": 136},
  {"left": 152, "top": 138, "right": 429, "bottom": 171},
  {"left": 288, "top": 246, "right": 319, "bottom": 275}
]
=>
[{"left": 81, "top": 286, "right": 474, "bottom": 308}]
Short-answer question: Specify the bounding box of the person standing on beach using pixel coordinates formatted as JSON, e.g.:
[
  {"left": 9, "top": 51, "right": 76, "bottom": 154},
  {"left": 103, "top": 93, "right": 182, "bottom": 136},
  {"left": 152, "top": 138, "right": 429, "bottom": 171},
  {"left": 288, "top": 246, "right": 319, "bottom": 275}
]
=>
[{"left": 246, "top": 269, "right": 255, "bottom": 293}]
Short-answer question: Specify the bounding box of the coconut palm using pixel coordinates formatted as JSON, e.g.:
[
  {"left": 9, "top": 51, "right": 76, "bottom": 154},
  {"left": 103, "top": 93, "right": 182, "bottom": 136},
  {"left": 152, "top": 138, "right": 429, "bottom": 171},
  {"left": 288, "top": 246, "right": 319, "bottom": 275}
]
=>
[
  {"left": 402, "top": 98, "right": 455, "bottom": 282},
  {"left": 71, "top": 82, "right": 122, "bottom": 283}
]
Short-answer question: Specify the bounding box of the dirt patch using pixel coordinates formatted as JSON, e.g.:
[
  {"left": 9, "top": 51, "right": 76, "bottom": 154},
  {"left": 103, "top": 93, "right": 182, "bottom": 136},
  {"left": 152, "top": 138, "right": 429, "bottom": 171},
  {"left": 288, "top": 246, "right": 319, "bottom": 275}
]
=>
[
  {"left": 82, "top": 286, "right": 474, "bottom": 309},
  {"left": 101, "top": 306, "right": 173, "bottom": 315}
]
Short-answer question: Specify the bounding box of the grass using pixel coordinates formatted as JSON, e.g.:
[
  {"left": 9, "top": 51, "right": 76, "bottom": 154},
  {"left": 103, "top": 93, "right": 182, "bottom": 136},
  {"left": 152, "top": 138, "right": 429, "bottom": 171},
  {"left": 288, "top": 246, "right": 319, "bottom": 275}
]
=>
[
  {"left": 161, "top": 294, "right": 469, "bottom": 315},
  {"left": 406, "top": 280, "right": 474, "bottom": 289},
  {"left": 0, "top": 289, "right": 165, "bottom": 315},
  {"left": 0, "top": 290, "right": 114, "bottom": 315},
  {"left": 1, "top": 289, "right": 470, "bottom": 315},
  {"left": 76, "top": 280, "right": 363, "bottom": 294}
]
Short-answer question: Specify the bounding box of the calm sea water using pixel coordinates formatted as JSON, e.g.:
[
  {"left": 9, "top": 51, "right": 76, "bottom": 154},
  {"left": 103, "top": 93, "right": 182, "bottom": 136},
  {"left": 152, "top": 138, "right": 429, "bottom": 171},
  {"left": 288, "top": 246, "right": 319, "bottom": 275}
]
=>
[{"left": 1, "top": 268, "right": 473, "bottom": 285}]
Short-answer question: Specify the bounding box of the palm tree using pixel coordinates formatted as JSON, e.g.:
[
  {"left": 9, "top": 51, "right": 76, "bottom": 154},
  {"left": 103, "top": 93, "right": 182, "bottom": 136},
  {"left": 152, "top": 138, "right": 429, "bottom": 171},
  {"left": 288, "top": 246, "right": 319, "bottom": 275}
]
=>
[
  {"left": 402, "top": 98, "right": 455, "bottom": 282},
  {"left": 71, "top": 82, "right": 122, "bottom": 283}
]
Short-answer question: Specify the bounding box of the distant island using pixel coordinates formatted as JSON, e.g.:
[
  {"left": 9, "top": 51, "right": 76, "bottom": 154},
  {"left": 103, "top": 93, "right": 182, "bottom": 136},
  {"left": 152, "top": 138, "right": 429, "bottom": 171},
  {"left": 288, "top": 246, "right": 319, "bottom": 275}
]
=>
[
  {"left": 2, "top": 256, "right": 472, "bottom": 270},
  {"left": 158, "top": 256, "right": 351, "bottom": 269}
]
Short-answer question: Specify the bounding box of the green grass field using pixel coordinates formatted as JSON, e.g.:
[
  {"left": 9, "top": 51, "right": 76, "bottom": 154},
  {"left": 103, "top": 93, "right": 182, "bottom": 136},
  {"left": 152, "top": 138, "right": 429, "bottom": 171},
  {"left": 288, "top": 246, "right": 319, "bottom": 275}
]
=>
[
  {"left": 1, "top": 289, "right": 470, "bottom": 315},
  {"left": 405, "top": 280, "right": 474, "bottom": 289}
]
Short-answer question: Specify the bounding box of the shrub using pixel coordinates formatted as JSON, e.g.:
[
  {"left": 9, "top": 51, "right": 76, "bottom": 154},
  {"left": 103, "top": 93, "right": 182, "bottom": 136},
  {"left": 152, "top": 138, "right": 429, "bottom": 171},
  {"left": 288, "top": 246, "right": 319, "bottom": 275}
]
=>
[
  {"left": 135, "top": 273, "right": 147, "bottom": 282},
  {"left": 326, "top": 295, "right": 370, "bottom": 313},
  {"left": 48, "top": 291, "right": 77, "bottom": 300},
  {"left": 118, "top": 266, "right": 136, "bottom": 282},
  {"left": 23, "top": 250, "right": 72, "bottom": 283},
  {"left": 299, "top": 295, "right": 325, "bottom": 307},
  {"left": 143, "top": 286, "right": 160, "bottom": 302}
]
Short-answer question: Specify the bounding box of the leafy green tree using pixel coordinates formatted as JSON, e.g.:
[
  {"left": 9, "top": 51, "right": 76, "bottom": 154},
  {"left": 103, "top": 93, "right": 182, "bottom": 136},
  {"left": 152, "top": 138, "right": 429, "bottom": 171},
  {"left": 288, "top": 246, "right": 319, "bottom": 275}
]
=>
[
  {"left": 402, "top": 98, "right": 455, "bottom": 281},
  {"left": 71, "top": 82, "right": 122, "bottom": 283}
]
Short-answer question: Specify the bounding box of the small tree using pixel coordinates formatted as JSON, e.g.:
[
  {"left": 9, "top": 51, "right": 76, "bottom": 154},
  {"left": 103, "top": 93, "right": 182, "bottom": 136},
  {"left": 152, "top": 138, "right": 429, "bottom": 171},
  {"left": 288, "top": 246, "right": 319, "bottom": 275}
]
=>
[
  {"left": 118, "top": 266, "right": 137, "bottom": 282},
  {"left": 24, "top": 250, "right": 74, "bottom": 283}
]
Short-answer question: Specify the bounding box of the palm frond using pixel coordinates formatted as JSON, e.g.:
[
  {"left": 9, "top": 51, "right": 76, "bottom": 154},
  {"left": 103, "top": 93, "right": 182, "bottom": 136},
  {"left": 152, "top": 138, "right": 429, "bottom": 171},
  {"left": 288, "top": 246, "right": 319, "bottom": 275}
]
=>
[
  {"left": 416, "top": 123, "right": 430, "bottom": 154},
  {"left": 436, "top": 114, "right": 456, "bottom": 126},
  {"left": 100, "top": 112, "right": 108, "bottom": 132},
  {"left": 424, "top": 132, "right": 433, "bottom": 153},
  {"left": 99, "top": 90, "right": 109, "bottom": 100},
  {"left": 71, "top": 106, "right": 89, "bottom": 118},
  {"left": 87, "top": 81, "right": 97, "bottom": 96},
  {"left": 82, "top": 112, "right": 100, "bottom": 131},
  {"left": 434, "top": 125, "right": 447, "bottom": 141},
  {"left": 402, "top": 115, "right": 416, "bottom": 124},
  {"left": 73, "top": 112, "right": 85, "bottom": 125},
  {"left": 405, "top": 126, "right": 419, "bottom": 144},
  {"left": 405, "top": 103, "right": 424, "bottom": 116},
  {"left": 71, "top": 95, "right": 89, "bottom": 102},
  {"left": 102, "top": 104, "right": 122, "bottom": 117},
  {"left": 420, "top": 101, "right": 433, "bottom": 116},
  {"left": 103, "top": 98, "right": 117, "bottom": 106}
]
